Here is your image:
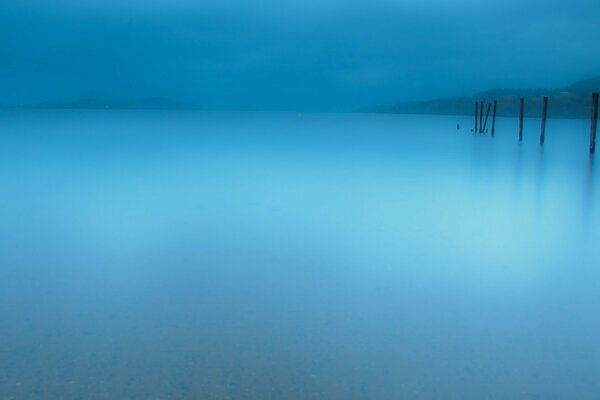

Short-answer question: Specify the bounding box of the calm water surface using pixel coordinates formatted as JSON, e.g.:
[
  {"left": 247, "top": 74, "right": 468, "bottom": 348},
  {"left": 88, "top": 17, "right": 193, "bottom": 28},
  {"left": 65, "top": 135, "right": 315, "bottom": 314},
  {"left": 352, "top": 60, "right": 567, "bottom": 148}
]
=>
[{"left": 0, "top": 111, "right": 599, "bottom": 399}]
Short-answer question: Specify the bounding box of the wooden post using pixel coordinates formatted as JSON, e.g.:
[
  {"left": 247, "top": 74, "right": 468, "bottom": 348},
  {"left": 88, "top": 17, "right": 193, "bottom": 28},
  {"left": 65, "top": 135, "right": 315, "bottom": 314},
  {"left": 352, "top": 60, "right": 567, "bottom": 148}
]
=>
[
  {"left": 540, "top": 96, "right": 548, "bottom": 145},
  {"left": 491, "top": 100, "right": 497, "bottom": 136},
  {"left": 518, "top": 98, "right": 524, "bottom": 141},
  {"left": 591, "top": 93, "right": 599, "bottom": 154},
  {"left": 479, "top": 101, "right": 484, "bottom": 133},
  {"left": 474, "top": 102, "right": 478, "bottom": 132},
  {"left": 482, "top": 103, "right": 491, "bottom": 133}
]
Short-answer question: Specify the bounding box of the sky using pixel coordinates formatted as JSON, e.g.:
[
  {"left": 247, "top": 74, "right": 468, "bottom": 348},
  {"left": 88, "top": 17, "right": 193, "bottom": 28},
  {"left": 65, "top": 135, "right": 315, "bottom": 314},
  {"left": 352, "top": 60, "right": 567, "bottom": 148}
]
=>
[{"left": 1, "top": 0, "right": 599, "bottom": 111}]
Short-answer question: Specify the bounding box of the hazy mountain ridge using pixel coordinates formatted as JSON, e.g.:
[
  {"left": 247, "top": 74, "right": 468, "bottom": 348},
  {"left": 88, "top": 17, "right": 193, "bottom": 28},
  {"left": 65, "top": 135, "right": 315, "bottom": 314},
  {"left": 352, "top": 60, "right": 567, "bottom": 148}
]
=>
[
  {"left": 0, "top": 97, "right": 201, "bottom": 110},
  {"left": 366, "top": 76, "right": 600, "bottom": 119},
  {"left": 2, "top": 77, "right": 600, "bottom": 115}
]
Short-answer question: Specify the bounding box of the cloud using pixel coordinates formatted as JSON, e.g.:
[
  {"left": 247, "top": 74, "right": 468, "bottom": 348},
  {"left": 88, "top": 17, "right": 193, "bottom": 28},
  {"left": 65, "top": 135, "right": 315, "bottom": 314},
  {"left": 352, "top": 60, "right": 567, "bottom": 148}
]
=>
[{"left": 0, "top": 0, "right": 599, "bottom": 110}]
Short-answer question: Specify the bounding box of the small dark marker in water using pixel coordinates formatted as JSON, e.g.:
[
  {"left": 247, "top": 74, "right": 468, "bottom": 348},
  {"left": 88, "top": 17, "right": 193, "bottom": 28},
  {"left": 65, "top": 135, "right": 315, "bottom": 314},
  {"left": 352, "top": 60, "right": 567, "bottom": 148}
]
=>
[
  {"left": 540, "top": 96, "right": 548, "bottom": 145},
  {"left": 482, "top": 103, "right": 491, "bottom": 133},
  {"left": 479, "top": 100, "right": 484, "bottom": 133},
  {"left": 518, "top": 98, "right": 524, "bottom": 141},
  {"left": 457, "top": 123, "right": 460, "bottom": 130},
  {"left": 590, "top": 93, "right": 598, "bottom": 154},
  {"left": 491, "top": 100, "right": 497, "bottom": 137},
  {"left": 474, "top": 102, "right": 479, "bottom": 132}
]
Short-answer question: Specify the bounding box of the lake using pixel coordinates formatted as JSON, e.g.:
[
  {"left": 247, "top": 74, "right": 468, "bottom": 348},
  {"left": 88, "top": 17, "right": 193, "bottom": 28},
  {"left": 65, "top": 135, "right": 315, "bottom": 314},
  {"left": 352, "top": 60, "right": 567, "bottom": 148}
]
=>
[{"left": 0, "top": 110, "right": 599, "bottom": 399}]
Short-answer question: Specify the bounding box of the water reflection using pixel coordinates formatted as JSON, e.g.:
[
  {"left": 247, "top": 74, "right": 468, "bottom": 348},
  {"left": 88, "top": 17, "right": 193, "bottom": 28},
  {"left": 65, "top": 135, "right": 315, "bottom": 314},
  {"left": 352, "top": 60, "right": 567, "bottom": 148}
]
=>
[
  {"left": 534, "top": 146, "right": 546, "bottom": 206},
  {"left": 0, "top": 111, "right": 599, "bottom": 399},
  {"left": 583, "top": 155, "right": 596, "bottom": 230},
  {"left": 512, "top": 141, "right": 524, "bottom": 197}
]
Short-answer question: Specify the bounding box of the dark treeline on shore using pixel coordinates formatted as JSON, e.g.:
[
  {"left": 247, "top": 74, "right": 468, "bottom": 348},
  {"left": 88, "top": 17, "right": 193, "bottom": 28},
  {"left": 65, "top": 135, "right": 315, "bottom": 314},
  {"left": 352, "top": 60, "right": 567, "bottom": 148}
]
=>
[{"left": 365, "top": 76, "right": 600, "bottom": 119}]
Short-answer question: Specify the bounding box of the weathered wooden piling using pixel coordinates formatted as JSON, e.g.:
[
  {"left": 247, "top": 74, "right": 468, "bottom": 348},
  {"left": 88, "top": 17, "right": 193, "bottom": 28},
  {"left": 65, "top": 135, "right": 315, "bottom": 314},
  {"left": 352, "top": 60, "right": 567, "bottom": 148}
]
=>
[
  {"left": 479, "top": 101, "right": 484, "bottom": 133},
  {"left": 482, "top": 103, "right": 491, "bottom": 133},
  {"left": 518, "top": 98, "right": 524, "bottom": 141},
  {"left": 474, "top": 102, "right": 479, "bottom": 132},
  {"left": 591, "top": 93, "right": 599, "bottom": 154},
  {"left": 540, "top": 96, "right": 548, "bottom": 145},
  {"left": 491, "top": 100, "right": 497, "bottom": 136}
]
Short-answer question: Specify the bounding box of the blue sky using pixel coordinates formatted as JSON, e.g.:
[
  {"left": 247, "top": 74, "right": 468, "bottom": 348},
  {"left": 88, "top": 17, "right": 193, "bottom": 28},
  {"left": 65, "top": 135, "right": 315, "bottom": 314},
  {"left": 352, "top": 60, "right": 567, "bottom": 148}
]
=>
[{"left": 1, "top": 0, "right": 599, "bottom": 111}]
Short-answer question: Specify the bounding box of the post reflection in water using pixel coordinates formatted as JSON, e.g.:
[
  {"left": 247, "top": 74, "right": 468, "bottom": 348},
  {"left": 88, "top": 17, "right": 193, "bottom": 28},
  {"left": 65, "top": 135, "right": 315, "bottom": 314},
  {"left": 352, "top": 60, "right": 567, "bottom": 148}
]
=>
[
  {"left": 534, "top": 145, "right": 546, "bottom": 208},
  {"left": 583, "top": 155, "right": 596, "bottom": 231}
]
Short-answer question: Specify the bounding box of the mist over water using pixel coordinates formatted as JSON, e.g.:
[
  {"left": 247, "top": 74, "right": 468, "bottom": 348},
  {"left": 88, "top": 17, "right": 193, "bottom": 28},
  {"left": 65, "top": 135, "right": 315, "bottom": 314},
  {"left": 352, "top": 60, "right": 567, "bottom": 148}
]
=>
[{"left": 1, "top": 111, "right": 599, "bottom": 399}]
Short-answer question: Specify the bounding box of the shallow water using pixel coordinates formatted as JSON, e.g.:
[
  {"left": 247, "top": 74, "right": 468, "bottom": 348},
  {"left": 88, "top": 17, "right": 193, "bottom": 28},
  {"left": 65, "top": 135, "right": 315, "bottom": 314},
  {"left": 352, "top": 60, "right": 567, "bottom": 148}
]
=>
[{"left": 1, "top": 110, "right": 599, "bottom": 399}]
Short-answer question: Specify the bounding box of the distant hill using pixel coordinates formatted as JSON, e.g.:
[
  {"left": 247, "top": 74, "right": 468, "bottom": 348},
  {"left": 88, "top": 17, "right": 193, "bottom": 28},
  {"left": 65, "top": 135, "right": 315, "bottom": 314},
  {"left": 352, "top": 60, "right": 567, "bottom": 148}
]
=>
[
  {"left": 365, "top": 76, "right": 600, "bottom": 119},
  {"left": 1, "top": 97, "right": 201, "bottom": 110}
]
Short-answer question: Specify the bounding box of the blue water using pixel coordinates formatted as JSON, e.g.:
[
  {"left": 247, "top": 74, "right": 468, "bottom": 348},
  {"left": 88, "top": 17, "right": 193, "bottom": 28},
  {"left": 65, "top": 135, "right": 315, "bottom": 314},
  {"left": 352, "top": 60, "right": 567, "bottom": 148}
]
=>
[{"left": 1, "top": 110, "right": 599, "bottom": 399}]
